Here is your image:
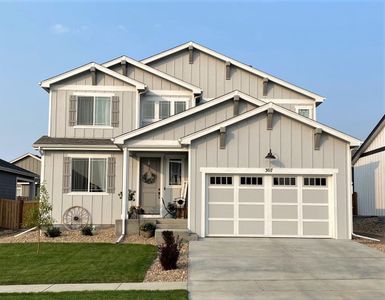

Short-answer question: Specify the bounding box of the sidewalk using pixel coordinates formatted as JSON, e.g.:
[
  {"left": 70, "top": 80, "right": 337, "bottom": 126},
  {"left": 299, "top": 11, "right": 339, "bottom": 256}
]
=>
[{"left": 0, "top": 282, "right": 187, "bottom": 293}]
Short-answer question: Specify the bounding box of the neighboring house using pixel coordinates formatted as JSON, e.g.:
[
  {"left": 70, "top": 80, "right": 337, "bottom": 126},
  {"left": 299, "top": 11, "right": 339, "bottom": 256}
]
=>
[
  {"left": 10, "top": 153, "right": 41, "bottom": 198},
  {"left": 0, "top": 158, "right": 37, "bottom": 200},
  {"left": 353, "top": 115, "right": 385, "bottom": 216},
  {"left": 33, "top": 41, "right": 360, "bottom": 239}
]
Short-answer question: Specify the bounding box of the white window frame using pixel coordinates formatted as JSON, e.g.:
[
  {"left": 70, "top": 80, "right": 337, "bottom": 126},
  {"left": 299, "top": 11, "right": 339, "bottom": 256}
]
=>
[
  {"left": 295, "top": 105, "right": 313, "bottom": 119},
  {"left": 69, "top": 156, "right": 108, "bottom": 195},
  {"left": 141, "top": 96, "right": 190, "bottom": 125},
  {"left": 166, "top": 158, "right": 184, "bottom": 188},
  {"left": 75, "top": 94, "right": 113, "bottom": 128}
]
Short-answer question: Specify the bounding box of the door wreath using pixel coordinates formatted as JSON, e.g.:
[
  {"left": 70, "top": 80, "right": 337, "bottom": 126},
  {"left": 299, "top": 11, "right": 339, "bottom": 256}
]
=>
[{"left": 142, "top": 160, "right": 156, "bottom": 184}]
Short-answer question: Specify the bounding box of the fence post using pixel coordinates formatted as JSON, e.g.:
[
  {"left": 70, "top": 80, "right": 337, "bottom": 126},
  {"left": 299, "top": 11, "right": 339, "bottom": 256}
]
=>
[{"left": 18, "top": 198, "right": 24, "bottom": 229}]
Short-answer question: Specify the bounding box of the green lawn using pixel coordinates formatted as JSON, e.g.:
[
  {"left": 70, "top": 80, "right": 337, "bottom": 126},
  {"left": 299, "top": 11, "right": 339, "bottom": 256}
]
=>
[
  {"left": 0, "top": 243, "right": 157, "bottom": 284},
  {"left": 0, "top": 290, "right": 188, "bottom": 300}
]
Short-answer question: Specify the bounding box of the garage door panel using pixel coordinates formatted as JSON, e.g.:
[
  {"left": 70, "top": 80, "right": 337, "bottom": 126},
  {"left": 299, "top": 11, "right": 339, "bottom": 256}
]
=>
[
  {"left": 303, "top": 190, "right": 328, "bottom": 204},
  {"left": 239, "top": 204, "right": 264, "bottom": 219},
  {"left": 303, "top": 205, "right": 329, "bottom": 220},
  {"left": 239, "top": 189, "right": 264, "bottom": 203},
  {"left": 272, "top": 221, "right": 298, "bottom": 235},
  {"left": 208, "top": 188, "right": 233, "bottom": 203},
  {"left": 272, "top": 189, "right": 297, "bottom": 203},
  {"left": 208, "top": 220, "right": 234, "bottom": 235},
  {"left": 303, "top": 221, "right": 329, "bottom": 236},
  {"left": 239, "top": 221, "right": 264, "bottom": 235},
  {"left": 272, "top": 205, "right": 298, "bottom": 219},
  {"left": 208, "top": 204, "right": 234, "bottom": 218}
]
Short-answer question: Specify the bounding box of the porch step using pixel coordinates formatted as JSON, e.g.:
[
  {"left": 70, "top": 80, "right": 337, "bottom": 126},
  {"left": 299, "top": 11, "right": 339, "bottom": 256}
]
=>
[
  {"left": 155, "top": 228, "right": 199, "bottom": 244},
  {"left": 156, "top": 219, "right": 187, "bottom": 226}
]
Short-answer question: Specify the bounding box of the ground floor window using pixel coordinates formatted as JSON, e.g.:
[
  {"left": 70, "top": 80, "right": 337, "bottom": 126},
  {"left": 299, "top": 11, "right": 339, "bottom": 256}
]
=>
[
  {"left": 169, "top": 159, "right": 182, "bottom": 186},
  {"left": 71, "top": 158, "right": 107, "bottom": 192}
]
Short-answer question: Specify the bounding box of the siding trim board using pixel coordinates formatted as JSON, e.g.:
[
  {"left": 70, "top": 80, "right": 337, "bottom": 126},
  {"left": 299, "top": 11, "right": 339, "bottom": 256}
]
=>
[
  {"left": 10, "top": 153, "right": 41, "bottom": 164},
  {"left": 141, "top": 41, "right": 325, "bottom": 103}
]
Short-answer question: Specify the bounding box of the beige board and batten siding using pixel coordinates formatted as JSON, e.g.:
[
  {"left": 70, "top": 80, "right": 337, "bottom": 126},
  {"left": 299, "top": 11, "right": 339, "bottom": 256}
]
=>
[
  {"left": 354, "top": 126, "right": 385, "bottom": 216},
  {"left": 189, "top": 112, "right": 350, "bottom": 239},
  {"left": 147, "top": 48, "right": 313, "bottom": 101},
  {"left": 13, "top": 156, "right": 40, "bottom": 176},
  {"left": 125, "top": 99, "right": 257, "bottom": 147},
  {"left": 43, "top": 151, "right": 130, "bottom": 225}
]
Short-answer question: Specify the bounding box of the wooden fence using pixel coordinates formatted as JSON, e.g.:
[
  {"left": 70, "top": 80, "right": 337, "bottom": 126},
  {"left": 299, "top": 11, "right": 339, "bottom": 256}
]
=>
[{"left": 0, "top": 198, "right": 38, "bottom": 229}]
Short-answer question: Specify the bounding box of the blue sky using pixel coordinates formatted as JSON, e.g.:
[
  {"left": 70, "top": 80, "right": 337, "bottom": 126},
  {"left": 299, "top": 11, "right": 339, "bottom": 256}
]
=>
[{"left": 0, "top": 1, "right": 384, "bottom": 161}]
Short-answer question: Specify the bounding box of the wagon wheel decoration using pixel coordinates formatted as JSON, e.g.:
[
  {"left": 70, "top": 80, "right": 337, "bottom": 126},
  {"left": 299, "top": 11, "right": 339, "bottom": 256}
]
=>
[{"left": 62, "top": 206, "right": 91, "bottom": 231}]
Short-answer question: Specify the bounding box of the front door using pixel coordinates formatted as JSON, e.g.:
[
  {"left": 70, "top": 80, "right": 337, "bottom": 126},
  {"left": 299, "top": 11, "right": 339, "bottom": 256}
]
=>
[{"left": 139, "top": 157, "right": 161, "bottom": 215}]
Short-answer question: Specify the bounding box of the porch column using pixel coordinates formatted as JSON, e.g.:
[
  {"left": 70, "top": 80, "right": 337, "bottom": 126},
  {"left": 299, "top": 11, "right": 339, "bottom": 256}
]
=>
[{"left": 122, "top": 147, "right": 129, "bottom": 222}]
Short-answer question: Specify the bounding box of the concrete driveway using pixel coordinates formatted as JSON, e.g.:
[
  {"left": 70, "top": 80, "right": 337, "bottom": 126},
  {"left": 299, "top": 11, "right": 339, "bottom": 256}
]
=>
[{"left": 188, "top": 238, "right": 385, "bottom": 299}]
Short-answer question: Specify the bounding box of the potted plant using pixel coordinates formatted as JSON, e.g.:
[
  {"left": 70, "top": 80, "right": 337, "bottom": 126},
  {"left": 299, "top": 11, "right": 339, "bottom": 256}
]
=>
[{"left": 139, "top": 222, "right": 156, "bottom": 238}]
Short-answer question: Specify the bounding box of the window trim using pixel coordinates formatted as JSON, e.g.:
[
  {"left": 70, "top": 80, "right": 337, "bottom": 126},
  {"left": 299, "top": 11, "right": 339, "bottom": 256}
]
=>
[
  {"left": 141, "top": 96, "right": 190, "bottom": 124},
  {"left": 75, "top": 95, "right": 112, "bottom": 127},
  {"left": 295, "top": 105, "right": 312, "bottom": 119},
  {"left": 166, "top": 158, "right": 184, "bottom": 188},
  {"left": 69, "top": 156, "right": 108, "bottom": 194}
]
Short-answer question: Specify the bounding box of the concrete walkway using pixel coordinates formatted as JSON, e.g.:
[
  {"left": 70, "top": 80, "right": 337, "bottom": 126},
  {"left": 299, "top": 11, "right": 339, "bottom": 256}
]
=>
[
  {"left": 0, "top": 282, "right": 187, "bottom": 293},
  {"left": 188, "top": 238, "right": 385, "bottom": 300}
]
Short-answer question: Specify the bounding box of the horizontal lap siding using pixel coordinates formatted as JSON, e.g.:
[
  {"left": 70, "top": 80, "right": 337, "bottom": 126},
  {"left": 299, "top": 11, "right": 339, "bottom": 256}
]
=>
[
  {"left": 148, "top": 49, "right": 312, "bottom": 100},
  {"left": 44, "top": 151, "right": 123, "bottom": 225},
  {"left": 190, "top": 113, "right": 349, "bottom": 238}
]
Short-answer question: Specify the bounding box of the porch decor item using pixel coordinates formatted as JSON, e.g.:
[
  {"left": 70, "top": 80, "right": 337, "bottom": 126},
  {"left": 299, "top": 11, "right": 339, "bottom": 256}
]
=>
[
  {"left": 142, "top": 160, "right": 156, "bottom": 184},
  {"left": 139, "top": 222, "right": 156, "bottom": 238},
  {"left": 62, "top": 206, "right": 91, "bottom": 230}
]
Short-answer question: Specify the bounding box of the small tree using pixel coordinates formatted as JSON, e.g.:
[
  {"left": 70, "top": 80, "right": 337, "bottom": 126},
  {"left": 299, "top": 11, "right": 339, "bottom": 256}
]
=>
[{"left": 24, "top": 184, "right": 54, "bottom": 254}]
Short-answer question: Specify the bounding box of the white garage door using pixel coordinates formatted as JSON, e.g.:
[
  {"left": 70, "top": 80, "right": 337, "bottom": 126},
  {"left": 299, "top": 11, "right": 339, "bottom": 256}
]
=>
[{"left": 206, "top": 174, "right": 333, "bottom": 238}]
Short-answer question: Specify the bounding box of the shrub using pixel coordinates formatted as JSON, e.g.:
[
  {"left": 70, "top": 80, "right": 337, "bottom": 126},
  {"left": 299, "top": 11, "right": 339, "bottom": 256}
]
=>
[
  {"left": 45, "top": 226, "right": 61, "bottom": 238},
  {"left": 81, "top": 225, "right": 93, "bottom": 236},
  {"left": 140, "top": 222, "right": 156, "bottom": 232},
  {"left": 158, "top": 231, "right": 180, "bottom": 270}
]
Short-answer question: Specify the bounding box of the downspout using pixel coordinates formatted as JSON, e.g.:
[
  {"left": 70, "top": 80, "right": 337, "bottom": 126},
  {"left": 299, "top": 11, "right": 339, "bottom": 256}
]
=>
[
  {"left": 116, "top": 147, "right": 128, "bottom": 244},
  {"left": 352, "top": 232, "right": 381, "bottom": 242}
]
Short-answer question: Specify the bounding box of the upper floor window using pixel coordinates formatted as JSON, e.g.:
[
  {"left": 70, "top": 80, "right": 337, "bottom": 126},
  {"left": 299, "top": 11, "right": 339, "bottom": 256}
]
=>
[
  {"left": 141, "top": 96, "right": 188, "bottom": 125},
  {"left": 295, "top": 106, "right": 312, "bottom": 119},
  {"left": 77, "top": 96, "right": 111, "bottom": 126},
  {"left": 71, "top": 158, "right": 107, "bottom": 192}
]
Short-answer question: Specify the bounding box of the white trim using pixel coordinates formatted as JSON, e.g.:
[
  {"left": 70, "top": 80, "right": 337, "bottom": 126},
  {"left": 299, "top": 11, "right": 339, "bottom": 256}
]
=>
[
  {"left": 180, "top": 103, "right": 361, "bottom": 146},
  {"left": 40, "top": 62, "right": 146, "bottom": 90},
  {"left": 122, "top": 148, "right": 128, "bottom": 221},
  {"left": 41, "top": 151, "right": 45, "bottom": 183},
  {"left": 126, "top": 147, "right": 188, "bottom": 152},
  {"left": 347, "top": 143, "right": 353, "bottom": 239},
  {"left": 103, "top": 56, "right": 202, "bottom": 94},
  {"left": 127, "top": 140, "right": 182, "bottom": 147},
  {"left": 187, "top": 147, "right": 192, "bottom": 231},
  {"left": 141, "top": 41, "right": 325, "bottom": 103},
  {"left": 113, "top": 90, "right": 266, "bottom": 144},
  {"left": 66, "top": 153, "right": 111, "bottom": 158},
  {"left": 73, "top": 92, "right": 116, "bottom": 97},
  {"left": 67, "top": 192, "right": 109, "bottom": 196},
  {"left": 34, "top": 147, "right": 120, "bottom": 151},
  {"left": 200, "top": 167, "right": 339, "bottom": 175},
  {"left": 10, "top": 153, "right": 41, "bottom": 164},
  {"left": 146, "top": 90, "right": 194, "bottom": 97},
  {"left": 76, "top": 95, "right": 113, "bottom": 127},
  {"left": 74, "top": 126, "right": 114, "bottom": 129},
  {"left": 52, "top": 85, "right": 137, "bottom": 92},
  {"left": 48, "top": 90, "right": 52, "bottom": 136},
  {"left": 264, "top": 98, "right": 315, "bottom": 104}
]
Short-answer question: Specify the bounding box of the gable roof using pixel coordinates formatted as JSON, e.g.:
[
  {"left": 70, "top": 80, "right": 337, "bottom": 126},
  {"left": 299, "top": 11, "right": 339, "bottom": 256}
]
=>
[
  {"left": 10, "top": 153, "right": 41, "bottom": 164},
  {"left": 0, "top": 158, "right": 37, "bottom": 178},
  {"left": 179, "top": 102, "right": 361, "bottom": 146},
  {"left": 141, "top": 41, "right": 325, "bottom": 103},
  {"left": 113, "top": 90, "right": 266, "bottom": 144},
  {"left": 40, "top": 62, "right": 146, "bottom": 91},
  {"left": 103, "top": 56, "right": 202, "bottom": 94},
  {"left": 352, "top": 114, "right": 385, "bottom": 164}
]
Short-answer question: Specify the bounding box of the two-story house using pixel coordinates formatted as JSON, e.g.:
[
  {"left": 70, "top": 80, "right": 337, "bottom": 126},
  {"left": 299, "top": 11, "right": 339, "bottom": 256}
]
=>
[{"left": 34, "top": 42, "right": 360, "bottom": 239}]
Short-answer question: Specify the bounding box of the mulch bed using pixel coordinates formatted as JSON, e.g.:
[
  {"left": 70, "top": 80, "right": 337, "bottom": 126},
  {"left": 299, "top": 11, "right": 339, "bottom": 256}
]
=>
[{"left": 353, "top": 216, "right": 385, "bottom": 253}]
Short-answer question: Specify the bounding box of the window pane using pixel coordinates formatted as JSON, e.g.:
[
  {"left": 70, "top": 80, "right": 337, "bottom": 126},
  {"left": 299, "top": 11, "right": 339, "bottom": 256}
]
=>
[
  {"left": 90, "top": 159, "right": 106, "bottom": 192},
  {"left": 304, "top": 178, "right": 309, "bottom": 186},
  {"left": 169, "top": 160, "right": 182, "bottom": 185},
  {"left": 174, "top": 101, "right": 186, "bottom": 114},
  {"left": 95, "top": 97, "right": 111, "bottom": 126},
  {"left": 291, "top": 178, "right": 296, "bottom": 186},
  {"left": 77, "top": 96, "right": 94, "bottom": 125},
  {"left": 216, "top": 177, "right": 221, "bottom": 184},
  {"left": 227, "top": 177, "right": 232, "bottom": 185},
  {"left": 252, "top": 177, "right": 257, "bottom": 185},
  {"left": 258, "top": 177, "right": 263, "bottom": 185},
  {"left": 159, "top": 101, "right": 171, "bottom": 119},
  {"left": 321, "top": 178, "right": 326, "bottom": 186},
  {"left": 240, "top": 177, "right": 245, "bottom": 185},
  {"left": 273, "top": 178, "right": 278, "bottom": 185},
  {"left": 71, "top": 158, "right": 89, "bottom": 192},
  {"left": 142, "top": 101, "right": 155, "bottom": 119},
  {"left": 298, "top": 109, "right": 310, "bottom": 118},
  {"left": 210, "top": 177, "right": 215, "bottom": 184}
]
